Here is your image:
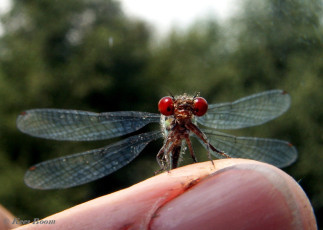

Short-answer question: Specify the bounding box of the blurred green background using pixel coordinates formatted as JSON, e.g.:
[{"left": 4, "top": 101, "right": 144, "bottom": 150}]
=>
[{"left": 0, "top": 0, "right": 322, "bottom": 227}]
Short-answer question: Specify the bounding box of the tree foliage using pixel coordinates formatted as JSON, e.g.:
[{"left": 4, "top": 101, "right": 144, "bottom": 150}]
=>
[{"left": 0, "top": 0, "right": 322, "bottom": 225}]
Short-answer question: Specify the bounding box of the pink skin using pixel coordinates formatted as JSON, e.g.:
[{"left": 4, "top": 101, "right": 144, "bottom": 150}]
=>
[
  {"left": 11, "top": 159, "right": 317, "bottom": 230},
  {"left": 0, "top": 204, "right": 19, "bottom": 230}
]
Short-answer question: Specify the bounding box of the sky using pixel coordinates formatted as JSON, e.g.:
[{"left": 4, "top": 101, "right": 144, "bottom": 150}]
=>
[
  {"left": 0, "top": 0, "right": 239, "bottom": 35},
  {"left": 121, "top": 0, "right": 239, "bottom": 33},
  {"left": 0, "top": 0, "right": 10, "bottom": 14}
]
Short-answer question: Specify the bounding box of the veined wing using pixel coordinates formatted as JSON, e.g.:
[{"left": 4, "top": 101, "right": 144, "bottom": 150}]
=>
[
  {"left": 196, "top": 128, "right": 297, "bottom": 168},
  {"left": 24, "top": 130, "right": 163, "bottom": 189},
  {"left": 17, "top": 109, "right": 160, "bottom": 141},
  {"left": 196, "top": 90, "right": 291, "bottom": 129}
]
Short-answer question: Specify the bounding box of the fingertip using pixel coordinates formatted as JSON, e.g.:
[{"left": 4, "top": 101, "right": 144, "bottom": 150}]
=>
[{"left": 151, "top": 160, "right": 317, "bottom": 230}]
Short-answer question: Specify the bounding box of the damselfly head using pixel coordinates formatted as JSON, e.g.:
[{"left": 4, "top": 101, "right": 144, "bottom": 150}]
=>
[{"left": 158, "top": 94, "right": 208, "bottom": 120}]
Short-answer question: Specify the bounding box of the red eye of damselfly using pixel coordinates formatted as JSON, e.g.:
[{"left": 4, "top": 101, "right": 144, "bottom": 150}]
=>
[
  {"left": 193, "top": 97, "right": 208, "bottom": 116},
  {"left": 158, "top": 96, "right": 174, "bottom": 116}
]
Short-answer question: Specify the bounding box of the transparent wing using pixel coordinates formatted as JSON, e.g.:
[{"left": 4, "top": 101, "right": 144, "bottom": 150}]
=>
[
  {"left": 24, "top": 130, "right": 163, "bottom": 189},
  {"left": 17, "top": 109, "right": 160, "bottom": 141},
  {"left": 196, "top": 90, "right": 291, "bottom": 129},
  {"left": 196, "top": 128, "right": 297, "bottom": 168}
]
